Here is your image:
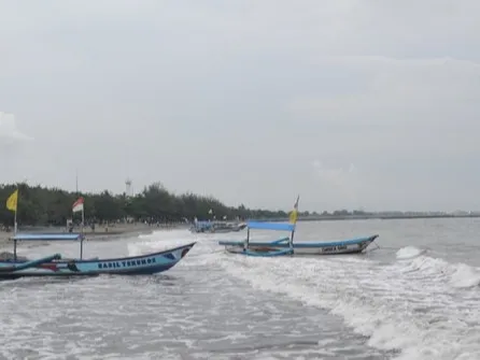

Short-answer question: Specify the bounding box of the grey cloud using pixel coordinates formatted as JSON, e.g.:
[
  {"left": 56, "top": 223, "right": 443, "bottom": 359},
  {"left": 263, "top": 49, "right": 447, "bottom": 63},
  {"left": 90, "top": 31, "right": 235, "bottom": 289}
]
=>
[
  {"left": 1, "top": 1, "right": 480, "bottom": 211},
  {"left": 0, "top": 113, "right": 33, "bottom": 141}
]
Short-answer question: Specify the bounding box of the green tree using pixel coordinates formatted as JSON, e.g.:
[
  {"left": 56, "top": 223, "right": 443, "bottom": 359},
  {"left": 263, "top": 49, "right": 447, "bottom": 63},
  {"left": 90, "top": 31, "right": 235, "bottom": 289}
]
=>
[{"left": 0, "top": 182, "right": 300, "bottom": 226}]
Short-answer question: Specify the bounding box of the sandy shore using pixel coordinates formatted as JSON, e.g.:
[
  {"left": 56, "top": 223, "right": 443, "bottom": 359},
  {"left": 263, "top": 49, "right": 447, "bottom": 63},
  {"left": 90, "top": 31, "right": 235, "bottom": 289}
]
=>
[{"left": 0, "top": 222, "right": 189, "bottom": 249}]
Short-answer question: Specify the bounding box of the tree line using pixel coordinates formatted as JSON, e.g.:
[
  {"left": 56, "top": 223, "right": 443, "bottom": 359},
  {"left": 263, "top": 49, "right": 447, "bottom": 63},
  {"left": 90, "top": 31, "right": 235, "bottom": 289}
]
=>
[{"left": 0, "top": 182, "right": 293, "bottom": 227}]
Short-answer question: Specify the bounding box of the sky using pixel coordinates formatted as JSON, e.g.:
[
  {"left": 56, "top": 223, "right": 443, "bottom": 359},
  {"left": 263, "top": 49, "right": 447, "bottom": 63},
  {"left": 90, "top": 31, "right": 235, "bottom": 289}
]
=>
[{"left": 1, "top": 0, "right": 480, "bottom": 212}]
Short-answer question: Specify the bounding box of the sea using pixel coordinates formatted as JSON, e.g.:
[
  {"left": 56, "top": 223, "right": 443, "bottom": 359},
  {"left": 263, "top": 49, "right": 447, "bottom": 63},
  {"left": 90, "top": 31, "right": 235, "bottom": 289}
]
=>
[{"left": 0, "top": 218, "right": 480, "bottom": 360}]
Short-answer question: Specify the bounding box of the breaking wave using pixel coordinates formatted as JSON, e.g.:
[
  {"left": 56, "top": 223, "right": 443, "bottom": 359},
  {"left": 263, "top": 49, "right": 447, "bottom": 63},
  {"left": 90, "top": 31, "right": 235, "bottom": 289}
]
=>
[{"left": 218, "top": 245, "right": 480, "bottom": 360}]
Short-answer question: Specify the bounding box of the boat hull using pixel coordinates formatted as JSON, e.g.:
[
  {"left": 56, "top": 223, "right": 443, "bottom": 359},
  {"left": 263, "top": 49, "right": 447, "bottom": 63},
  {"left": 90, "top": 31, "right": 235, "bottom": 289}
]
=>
[
  {"left": 0, "top": 242, "right": 196, "bottom": 280},
  {"left": 190, "top": 222, "right": 247, "bottom": 234},
  {"left": 219, "top": 235, "right": 378, "bottom": 255}
]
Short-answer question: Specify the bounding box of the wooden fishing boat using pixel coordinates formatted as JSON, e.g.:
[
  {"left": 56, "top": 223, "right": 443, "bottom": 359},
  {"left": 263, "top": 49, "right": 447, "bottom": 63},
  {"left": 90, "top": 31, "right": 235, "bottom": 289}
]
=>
[
  {"left": 218, "top": 221, "right": 379, "bottom": 256},
  {"left": 190, "top": 221, "right": 247, "bottom": 234},
  {"left": 0, "top": 233, "right": 195, "bottom": 280}
]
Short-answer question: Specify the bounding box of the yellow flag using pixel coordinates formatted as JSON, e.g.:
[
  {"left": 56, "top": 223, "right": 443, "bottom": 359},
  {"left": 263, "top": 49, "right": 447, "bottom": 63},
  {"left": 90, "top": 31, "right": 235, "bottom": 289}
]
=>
[
  {"left": 289, "top": 209, "right": 298, "bottom": 224},
  {"left": 6, "top": 189, "right": 18, "bottom": 212},
  {"left": 289, "top": 195, "right": 300, "bottom": 224}
]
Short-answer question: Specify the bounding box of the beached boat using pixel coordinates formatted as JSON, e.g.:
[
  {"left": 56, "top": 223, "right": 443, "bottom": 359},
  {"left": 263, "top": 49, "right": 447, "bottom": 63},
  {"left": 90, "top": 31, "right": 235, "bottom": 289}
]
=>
[
  {"left": 218, "top": 221, "right": 379, "bottom": 256},
  {"left": 190, "top": 221, "right": 247, "bottom": 234},
  {"left": 0, "top": 233, "right": 196, "bottom": 280}
]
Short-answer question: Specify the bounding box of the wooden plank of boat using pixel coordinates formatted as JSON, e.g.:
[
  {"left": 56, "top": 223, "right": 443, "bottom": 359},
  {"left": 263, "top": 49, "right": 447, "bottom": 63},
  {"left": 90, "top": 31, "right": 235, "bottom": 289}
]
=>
[
  {"left": 230, "top": 247, "right": 294, "bottom": 257},
  {"left": 190, "top": 221, "right": 247, "bottom": 234},
  {"left": 0, "top": 232, "right": 196, "bottom": 280},
  {"left": 219, "top": 235, "right": 378, "bottom": 255},
  {"left": 217, "top": 221, "right": 296, "bottom": 257},
  {"left": 218, "top": 221, "right": 379, "bottom": 256}
]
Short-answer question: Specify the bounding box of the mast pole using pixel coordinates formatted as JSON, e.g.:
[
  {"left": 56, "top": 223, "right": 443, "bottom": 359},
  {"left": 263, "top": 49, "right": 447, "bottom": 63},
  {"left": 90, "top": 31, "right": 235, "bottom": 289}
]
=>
[
  {"left": 14, "top": 182, "right": 19, "bottom": 236},
  {"left": 289, "top": 194, "right": 300, "bottom": 253},
  {"left": 76, "top": 168, "right": 85, "bottom": 259},
  {"left": 75, "top": 168, "right": 79, "bottom": 194},
  {"left": 244, "top": 227, "right": 250, "bottom": 252},
  {"left": 13, "top": 184, "right": 19, "bottom": 260},
  {"left": 13, "top": 205, "right": 17, "bottom": 236},
  {"left": 80, "top": 207, "right": 84, "bottom": 259}
]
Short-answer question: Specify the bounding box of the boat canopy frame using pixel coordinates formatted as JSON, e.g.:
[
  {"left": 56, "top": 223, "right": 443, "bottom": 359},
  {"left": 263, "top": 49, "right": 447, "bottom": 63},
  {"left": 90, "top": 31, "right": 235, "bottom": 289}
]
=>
[
  {"left": 9, "top": 233, "right": 86, "bottom": 261},
  {"left": 244, "top": 221, "right": 296, "bottom": 252}
]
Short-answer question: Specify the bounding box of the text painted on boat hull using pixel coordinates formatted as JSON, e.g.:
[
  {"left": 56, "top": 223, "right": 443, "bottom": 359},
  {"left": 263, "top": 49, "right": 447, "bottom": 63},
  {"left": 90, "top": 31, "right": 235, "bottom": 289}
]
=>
[
  {"left": 322, "top": 245, "right": 348, "bottom": 253},
  {"left": 98, "top": 257, "right": 156, "bottom": 269}
]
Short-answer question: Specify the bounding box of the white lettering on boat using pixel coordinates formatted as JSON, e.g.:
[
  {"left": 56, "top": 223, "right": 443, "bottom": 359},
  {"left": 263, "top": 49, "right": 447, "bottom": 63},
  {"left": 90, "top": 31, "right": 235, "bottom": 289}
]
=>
[
  {"left": 97, "top": 257, "right": 156, "bottom": 269},
  {"left": 322, "top": 245, "right": 348, "bottom": 252}
]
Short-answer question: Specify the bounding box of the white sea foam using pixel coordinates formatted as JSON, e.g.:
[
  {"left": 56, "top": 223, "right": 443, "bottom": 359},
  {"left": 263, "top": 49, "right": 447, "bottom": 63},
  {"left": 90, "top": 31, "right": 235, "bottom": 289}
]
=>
[
  {"left": 2, "top": 226, "right": 480, "bottom": 360},
  {"left": 127, "top": 229, "right": 196, "bottom": 256},
  {"left": 450, "top": 263, "right": 480, "bottom": 288},
  {"left": 218, "top": 246, "right": 480, "bottom": 360},
  {"left": 396, "top": 245, "right": 426, "bottom": 260}
]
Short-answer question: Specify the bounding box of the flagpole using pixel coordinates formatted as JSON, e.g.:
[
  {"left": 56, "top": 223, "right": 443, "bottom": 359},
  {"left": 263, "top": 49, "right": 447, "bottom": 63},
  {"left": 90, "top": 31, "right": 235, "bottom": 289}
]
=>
[
  {"left": 75, "top": 169, "right": 85, "bottom": 259},
  {"left": 13, "top": 199, "right": 18, "bottom": 261},
  {"left": 72, "top": 198, "right": 86, "bottom": 259},
  {"left": 13, "top": 208, "right": 17, "bottom": 235},
  {"left": 14, "top": 184, "right": 19, "bottom": 235},
  {"left": 289, "top": 195, "right": 300, "bottom": 251},
  {"left": 80, "top": 206, "right": 85, "bottom": 260},
  {"left": 81, "top": 207, "right": 85, "bottom": 233},
  {"left": 6, "top": 186, "right": 20, "bottom": 259}
]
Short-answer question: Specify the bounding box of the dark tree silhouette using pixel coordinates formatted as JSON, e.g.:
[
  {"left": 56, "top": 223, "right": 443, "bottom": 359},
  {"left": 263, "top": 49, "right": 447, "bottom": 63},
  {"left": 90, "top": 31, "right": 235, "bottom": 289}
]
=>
[{"left": 0, "top": 182, "right": 299, "bottom": 226}]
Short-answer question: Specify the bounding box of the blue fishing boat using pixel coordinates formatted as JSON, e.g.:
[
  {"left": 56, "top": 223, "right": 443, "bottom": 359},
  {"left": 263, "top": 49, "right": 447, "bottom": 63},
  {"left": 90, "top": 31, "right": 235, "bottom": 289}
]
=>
[
  {"left": 189, "top": 220, "right": 247, "bottom": 234},
  {"left": 0, "top": 232, "right": 195, "bottom": 280},
  {"left": 218, "top": 221, "right": 379, "bottom": 256}
]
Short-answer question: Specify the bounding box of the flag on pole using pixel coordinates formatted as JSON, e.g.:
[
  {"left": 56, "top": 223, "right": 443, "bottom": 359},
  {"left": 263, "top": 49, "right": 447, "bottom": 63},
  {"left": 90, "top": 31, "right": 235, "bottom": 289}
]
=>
[
  {"left": 289, "top": 195, "right": 300, "bottom": 224},
  {"left": 72, "top": 197, "right": 84, "bottom": 213},
  {"left": 6, "top": 189, "right": 18, "bottom": 212}
]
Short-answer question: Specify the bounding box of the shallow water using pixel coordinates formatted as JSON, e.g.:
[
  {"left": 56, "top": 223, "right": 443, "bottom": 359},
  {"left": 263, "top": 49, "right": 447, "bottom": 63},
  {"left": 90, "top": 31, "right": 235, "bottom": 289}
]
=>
[{"left": 1, "top": 218, "right": 480, "bottom": 360}]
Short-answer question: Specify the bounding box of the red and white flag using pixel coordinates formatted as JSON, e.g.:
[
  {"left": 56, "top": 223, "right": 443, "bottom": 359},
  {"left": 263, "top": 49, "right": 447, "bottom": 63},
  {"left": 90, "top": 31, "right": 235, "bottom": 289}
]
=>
[{"left": 72, "top": 197, "right": 84, "bottom": 213}]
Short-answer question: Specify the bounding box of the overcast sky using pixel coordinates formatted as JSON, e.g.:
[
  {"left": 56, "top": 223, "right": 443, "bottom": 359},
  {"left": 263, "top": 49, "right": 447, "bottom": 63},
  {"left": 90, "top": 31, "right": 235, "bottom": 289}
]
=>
[{"left": 1, "top": 1, "right": 480, "bottom": 212}]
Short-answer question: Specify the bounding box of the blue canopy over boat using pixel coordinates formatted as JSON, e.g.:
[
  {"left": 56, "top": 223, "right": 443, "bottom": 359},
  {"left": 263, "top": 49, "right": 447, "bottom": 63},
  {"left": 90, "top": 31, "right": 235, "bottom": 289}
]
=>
[
  {"left": 247, "top": 221, "right": 295, "bottom": 232},
  {"left": 10, "top": 233, "right": 85, "bottom": 241}
]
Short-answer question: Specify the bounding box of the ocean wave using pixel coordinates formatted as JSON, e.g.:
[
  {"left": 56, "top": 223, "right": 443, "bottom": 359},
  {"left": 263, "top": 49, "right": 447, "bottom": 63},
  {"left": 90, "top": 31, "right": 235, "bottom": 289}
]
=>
[
  {"left": 218, "top": 250, "right": 480, "bottom": 360},
  {"left": 396, "top": 246, "right": 427, "bottom": 260}
]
